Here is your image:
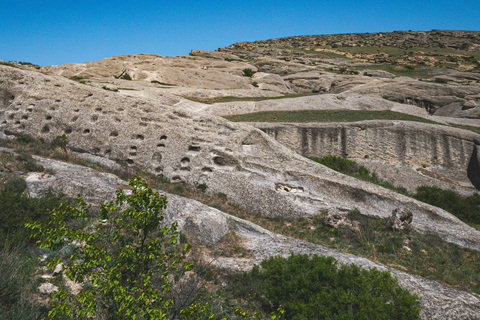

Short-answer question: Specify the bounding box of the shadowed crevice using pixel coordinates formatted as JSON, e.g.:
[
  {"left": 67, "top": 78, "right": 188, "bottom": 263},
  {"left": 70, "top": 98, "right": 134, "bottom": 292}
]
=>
[{"left": 467, "top": 145, "right": 480, "bottom": 190}]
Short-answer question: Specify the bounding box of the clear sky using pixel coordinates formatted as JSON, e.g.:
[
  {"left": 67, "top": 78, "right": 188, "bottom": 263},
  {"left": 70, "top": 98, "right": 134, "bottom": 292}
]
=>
[{"left": 1, "top": 0, "right": 479, "bottom": 66}]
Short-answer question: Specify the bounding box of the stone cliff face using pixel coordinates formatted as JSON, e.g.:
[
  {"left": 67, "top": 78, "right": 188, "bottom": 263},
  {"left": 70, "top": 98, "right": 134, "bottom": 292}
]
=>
[{"left": 254, "top": 121, "right": 480, "bottom": 193}]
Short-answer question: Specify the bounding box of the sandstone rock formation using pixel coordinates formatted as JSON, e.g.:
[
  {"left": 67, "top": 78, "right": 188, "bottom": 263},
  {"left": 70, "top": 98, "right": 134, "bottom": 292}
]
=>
[
  {"left": 1, "top": 65, "right": 480, "bottom": 253},
  {"left": 253, "top": 121, "right": 480, "bottom": 194},
  {"left": 14, "top": 149, "right": 480, "bottom": 320}
]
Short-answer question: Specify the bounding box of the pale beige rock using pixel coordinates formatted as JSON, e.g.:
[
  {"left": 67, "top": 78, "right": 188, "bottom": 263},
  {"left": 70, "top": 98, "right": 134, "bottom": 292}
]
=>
[
  {"left": 1, "top": 65, "right": 480, "bottom": 253},
  {"left": 386, "top": 208, "right": 413, "bottom": 230},
  {"left": 22, "top": 154, "right": 480, "bottom": 319}
]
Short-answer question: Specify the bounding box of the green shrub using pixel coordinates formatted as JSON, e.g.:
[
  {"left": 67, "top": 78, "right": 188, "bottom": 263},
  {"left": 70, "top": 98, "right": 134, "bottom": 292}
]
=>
[
  {"left": 26, "top": 176, "right": 246, "bottom": 320},
  {"left": 413, "top": 186, "right": 480, "bottom": 224},
  {"left": 15, "top": 152, "right": 44, "bottom": 172},
  {"left": 0, "top": 188, "right": 70, "bottom": 248},
  {"left": 252, "top": 81, "right": 259, "bottom": 87},
  {"left": 242, "top": 68, "right": 255, "bottom": 77},
  {"left": 434, "top": 78, "right": 447, "bottom": 84},
  {"left": 256, "top": 254, "right": 421, "bottom": 319},
  {"left": 120, "top": 72, "right": 132, "bottom": 80},
  {"left": 4, "top": 177, "right": 27, "bottom": 193},
  {"left": 313, "top": 155, "right": 369, "bottom": 176},
  {"left": 51, "top": 134, "right": 68, "bottom": 151}
]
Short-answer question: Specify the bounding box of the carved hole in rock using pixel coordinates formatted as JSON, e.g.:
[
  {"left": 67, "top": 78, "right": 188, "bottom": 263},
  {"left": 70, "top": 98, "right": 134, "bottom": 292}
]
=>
[
  {"left": 173, "top": 111, "right": 189, "bottom": 118},
  {"left": 181, "top": 157, "right": 190, "bottom": 166},
  {"left": 21, "top": 115, "right": 28, "bottom": 120},
  {"left": 202, "top": 167, "right": 213, "bottom": 173},
  {"left": 71, "top": 116, "right": 78, "bottom": 122},
  {"left": 65, "top": 128, "right": 72, "bottom": 134},
  {"left": 130, "top": 152, "right": 137, "bottom": 157},
  {"left": 157, "top": 143, "right": 165, "bottom": 149},
  {"left": 188, "top": 145, "right": 201, "bottom": 152},
  {"left": 142, "top": 109, "right": 152, "bottom": 113},
  {"left": 74, "top": 109, "right": 80, "bottom": 112},
  {"left": 213, "top": 156, "right": 225, "bottom": 166},
  {"left": 139, "top": 122, "right": 147, "bottom": 127},
  {"left": 83, "top": 129, "right": 90, "bottom": 134},
  {"left": 15, "top": 121, "right": 20, "bottom": 125},
  {"left": 364, "top": 155, "right": 369, "bottom": 159},
  {"left": 91, "top": 115, "right": 98, "bottom": 122},
  {"left": 105, "top": 149, "right": 111, "bottom": 158},
  {"left": 46, "top": 115, "right": 52, "bottom": 120},
  {"left": 135, "top": 134, "right": 144, "bottom": 140},
  {"left": 49, "top": 106, "right": 55, "bottom": 111},
  {"left": 130, "top": 146, "right": 137, "bottom": 150},
  {"left": 117, "top": 108, "right": 124, "bottom": 112},
  {"left": 95, "top": 108, "right": 102, "bottom": 112},
  {"left": 172, "top": 176, "right": 181, "bottom": 182},
  {"left": 114, "top": 117, "right": 121, "bottom": 123},
  {"left": 155, "top": 166, "right": 163, "bottom": 173},
  {"left": 55, "top": 100, "right": 61, "bottom": 103},
  {"left": 41, "top": 125, "right": 50, "bottom": 133},
  {"left": 127, "top": 159, "right": 134, "bottom": 165},
  {"left": 27, "top": 108, "right": 33, "bottom": 113},
  {"left": 152, "top": 152, "right": 162, "bottom": 163},
  {"left": 8, "top": 114, "right": 14, "bottom": 120},
  {"left": 110, "top": 131, "right": 119, "bottom": 137},
  {"left": 275, "top": 183, "right": 304, "bottom": 193},
  {"left": 160, "top": 135, "right": 167, "bottom": 140}
]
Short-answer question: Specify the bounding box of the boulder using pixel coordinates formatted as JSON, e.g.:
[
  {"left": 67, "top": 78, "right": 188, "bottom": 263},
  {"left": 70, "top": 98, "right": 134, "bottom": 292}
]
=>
[{"left": 386, "top": 208, "right": 413, "bottom": 230}]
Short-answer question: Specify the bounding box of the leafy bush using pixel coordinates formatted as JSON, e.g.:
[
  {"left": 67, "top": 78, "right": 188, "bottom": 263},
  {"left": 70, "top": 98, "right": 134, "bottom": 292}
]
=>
[
  {"left": 242, "top": 68, "right": 255, "bottom": 77},
  {"left": 4, "top": 177, "right": 27, "bottom": 193},
  {"left": 413, "top": 186, "right": 480, "bottom": 224},
  {"left": 26, "top": 176, "right": 253, "bottom": 319},
  {"left": 0, "top": 188, "right": 70, "bottom": 248},
  {"left": 255, "top": 254, "right": 421, "bottom": 320},
  {"left": 252, "top": 81, "right": 259, "bottom": 87},
  {"left": 15, "top": 152, "right": 44, "bottom": 172},
  {"left": 313, "top": 155, "right": 369, "bottom": 176},
  {"left": 120, "top": 72, "right": 132, "bottom": 80},
  {"left": 51, "top": 134, "right": 68, "bottom": 151}
]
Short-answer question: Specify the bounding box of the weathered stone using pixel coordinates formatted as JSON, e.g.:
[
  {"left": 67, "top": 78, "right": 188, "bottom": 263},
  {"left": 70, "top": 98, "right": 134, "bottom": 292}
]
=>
[
  {"left": 38, "top": 283, "right": 58, "bottom": 294},
  {"left": 103, "top": 84, "right": 118, "bottom": 92},
  {"left": 324, "top": 210, "right": 350, "bottom": 228},
  {"left": 22, "top": 152, "right": 480, "bottom": 319},
  {"left": 2, "top": 66, "right": 480, "bottom": 253},
  {"left": 386, "top": 208, "right": 413, "bottom": 230}
]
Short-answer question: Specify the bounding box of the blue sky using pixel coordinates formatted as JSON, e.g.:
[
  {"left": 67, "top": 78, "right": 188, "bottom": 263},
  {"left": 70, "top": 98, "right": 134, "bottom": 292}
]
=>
[{"left": 1, "top": 0, "right": 479, "bottom": 66}]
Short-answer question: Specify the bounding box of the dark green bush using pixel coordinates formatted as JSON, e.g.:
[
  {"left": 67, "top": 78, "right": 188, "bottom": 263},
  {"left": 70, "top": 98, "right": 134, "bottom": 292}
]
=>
[
  {"left": 434, "top": 78, "right": 447, "bottom": 84},
  {"left": 15, "top": 153, "right": 44, "bottom": 172},
  {"left": 256, "top": 254, "right": 421, "bottom": 320},
  {"left": 0, "top": 188, "right": 70, "bottom": 248},
  {"left": 413, "top": 186, "right": 480, "bottom": 224},
  {"left": 242, "top": 68, "right": 255, "bottom": 77},
  {"left": 4, "top": 177, "right": 27, "bottom": 193},
  {"left": 313, "top": 155, "right": 370, "bottom": 176}
]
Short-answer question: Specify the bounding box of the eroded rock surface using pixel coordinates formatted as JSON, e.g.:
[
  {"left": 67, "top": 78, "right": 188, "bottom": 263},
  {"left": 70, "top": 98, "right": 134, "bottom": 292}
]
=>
[
  {"left": 1, "top": 65, "right": 480, "bottom": 252},
  {"left": 253, "top": 121, "right": 480, "bottom": 194},
  {"left": 20, "top": 152, "right": 480, "bottom": 320}
]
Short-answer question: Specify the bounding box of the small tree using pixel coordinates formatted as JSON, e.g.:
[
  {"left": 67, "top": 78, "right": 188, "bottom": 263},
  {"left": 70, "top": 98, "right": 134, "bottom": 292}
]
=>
[
  {"left": 242, "top": 68, "right": 255, "bottom": 77},
  {"left": 27, "top": 176, "right": 192, "bottom": 319}
]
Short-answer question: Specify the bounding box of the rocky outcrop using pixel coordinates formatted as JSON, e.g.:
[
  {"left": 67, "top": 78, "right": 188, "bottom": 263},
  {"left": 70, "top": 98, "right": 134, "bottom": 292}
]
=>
[
  {"left": 2, "top": 65, "right": 480, "bottom": 252},
  {"left": 19, "top": 151, "right": 480, "bottom": 320},
  {"left": 253, "top": 121, "right": 480, "bottom": 193}
]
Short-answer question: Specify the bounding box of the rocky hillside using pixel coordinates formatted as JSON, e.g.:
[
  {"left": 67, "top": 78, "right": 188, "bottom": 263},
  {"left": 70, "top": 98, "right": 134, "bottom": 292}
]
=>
[{"left": 1, "top": 29, "right": 480, "bottom": 319}]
